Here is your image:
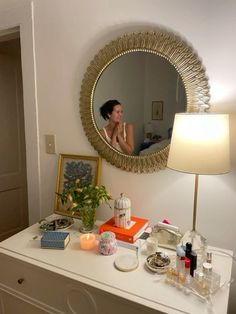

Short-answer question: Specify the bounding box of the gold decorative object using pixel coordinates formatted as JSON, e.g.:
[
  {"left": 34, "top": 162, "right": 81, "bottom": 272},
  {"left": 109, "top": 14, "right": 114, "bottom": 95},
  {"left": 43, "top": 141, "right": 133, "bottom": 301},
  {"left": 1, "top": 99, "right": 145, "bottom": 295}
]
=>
[{"left": 80, "top": 30, "right": 210, "bottom": 173}]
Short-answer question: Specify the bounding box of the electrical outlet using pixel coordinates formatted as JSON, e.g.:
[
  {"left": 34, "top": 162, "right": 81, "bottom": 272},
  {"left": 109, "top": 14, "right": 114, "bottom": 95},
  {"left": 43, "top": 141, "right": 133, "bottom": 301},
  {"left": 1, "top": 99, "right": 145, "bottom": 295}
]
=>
[{"left": 45, "top": 134, "right": 56, "bottom": 154}]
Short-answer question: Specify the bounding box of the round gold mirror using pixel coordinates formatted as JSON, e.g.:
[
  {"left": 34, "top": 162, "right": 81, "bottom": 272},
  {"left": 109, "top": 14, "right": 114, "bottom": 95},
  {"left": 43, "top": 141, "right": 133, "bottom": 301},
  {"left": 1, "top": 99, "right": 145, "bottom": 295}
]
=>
[{"left": 80, "top": 31, "right": 210, "bottom": 173}]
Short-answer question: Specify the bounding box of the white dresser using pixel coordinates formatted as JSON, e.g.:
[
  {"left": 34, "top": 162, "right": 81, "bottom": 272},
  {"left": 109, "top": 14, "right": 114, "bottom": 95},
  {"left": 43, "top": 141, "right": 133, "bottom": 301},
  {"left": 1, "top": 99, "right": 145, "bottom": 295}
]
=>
[{"left": 0, "top": 216, "right": 233, "bottom": 314}]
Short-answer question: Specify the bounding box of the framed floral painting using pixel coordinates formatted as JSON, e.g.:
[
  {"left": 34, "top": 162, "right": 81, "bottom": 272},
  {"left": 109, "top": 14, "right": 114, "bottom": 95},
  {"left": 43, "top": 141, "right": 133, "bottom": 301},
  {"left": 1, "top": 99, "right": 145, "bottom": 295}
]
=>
[{"left": 54, "top": 154, "right": 101, "bottom": 218}]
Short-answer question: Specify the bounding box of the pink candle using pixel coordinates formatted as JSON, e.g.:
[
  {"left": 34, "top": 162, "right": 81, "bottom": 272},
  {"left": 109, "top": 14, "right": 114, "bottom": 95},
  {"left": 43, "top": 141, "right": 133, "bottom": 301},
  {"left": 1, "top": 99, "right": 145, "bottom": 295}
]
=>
[{"left": 80, "top": 233, "right": 96, "bottom": 250}]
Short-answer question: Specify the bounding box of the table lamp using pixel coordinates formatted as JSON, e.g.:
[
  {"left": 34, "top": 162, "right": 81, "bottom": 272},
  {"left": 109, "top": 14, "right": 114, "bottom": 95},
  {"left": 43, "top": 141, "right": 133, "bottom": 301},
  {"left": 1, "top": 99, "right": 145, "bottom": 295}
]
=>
[{"left": 167, "top": 113, "right": 230, "bottom": 251}]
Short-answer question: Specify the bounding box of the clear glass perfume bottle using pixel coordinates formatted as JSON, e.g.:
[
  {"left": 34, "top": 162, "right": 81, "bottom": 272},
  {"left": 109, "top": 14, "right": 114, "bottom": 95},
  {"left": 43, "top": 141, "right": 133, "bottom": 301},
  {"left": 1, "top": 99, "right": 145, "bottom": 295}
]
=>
[
  {"left": 193, "top": 270, "right": 210, "bottom": 296},
  {"left": 202, "top": 262, "right": 221, "bottom": 294}
]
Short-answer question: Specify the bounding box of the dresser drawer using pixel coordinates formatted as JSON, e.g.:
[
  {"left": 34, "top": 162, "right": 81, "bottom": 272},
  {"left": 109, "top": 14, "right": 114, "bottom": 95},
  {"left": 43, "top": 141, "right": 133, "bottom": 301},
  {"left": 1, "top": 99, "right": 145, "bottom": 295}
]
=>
[
  {"left": 0, "top": 253, "right": 159, "bottom": 314},
  {"left": 0, "top": 253, "right": 100, "bottom": 314}
]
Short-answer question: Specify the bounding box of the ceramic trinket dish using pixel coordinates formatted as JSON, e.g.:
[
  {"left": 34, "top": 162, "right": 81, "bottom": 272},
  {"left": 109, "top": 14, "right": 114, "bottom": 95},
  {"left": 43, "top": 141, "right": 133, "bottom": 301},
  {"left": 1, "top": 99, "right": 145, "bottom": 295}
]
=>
[
  {"left": 146, "top": 252, "right": 171, "bottom": 273},
  {"left": 39, "top": 217, "right": 74, "bottom": 231}
]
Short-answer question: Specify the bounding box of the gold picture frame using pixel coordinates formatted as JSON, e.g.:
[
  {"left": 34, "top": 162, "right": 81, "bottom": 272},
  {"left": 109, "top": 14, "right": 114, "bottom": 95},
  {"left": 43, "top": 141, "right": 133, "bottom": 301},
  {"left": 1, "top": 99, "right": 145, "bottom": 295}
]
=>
[
  {"left": 54, "top": 154, "right": 101, "bottom": 218},
  {"left": 152, "top": 101, "right": 163, "bottom": 120}
]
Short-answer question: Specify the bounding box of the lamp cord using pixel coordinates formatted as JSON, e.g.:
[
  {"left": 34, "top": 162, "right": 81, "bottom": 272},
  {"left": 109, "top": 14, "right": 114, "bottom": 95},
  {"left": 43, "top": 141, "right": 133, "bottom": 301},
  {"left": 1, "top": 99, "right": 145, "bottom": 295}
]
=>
[{"left": 210, "top": 248, "right": 236, "bottom": 263}]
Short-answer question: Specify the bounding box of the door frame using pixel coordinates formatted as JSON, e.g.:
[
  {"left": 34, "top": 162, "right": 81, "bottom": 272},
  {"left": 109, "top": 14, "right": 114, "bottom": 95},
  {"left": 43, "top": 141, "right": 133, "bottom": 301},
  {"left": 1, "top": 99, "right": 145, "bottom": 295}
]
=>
[{"left": 0, "top": 2, "right": 41, "bottom": 225}]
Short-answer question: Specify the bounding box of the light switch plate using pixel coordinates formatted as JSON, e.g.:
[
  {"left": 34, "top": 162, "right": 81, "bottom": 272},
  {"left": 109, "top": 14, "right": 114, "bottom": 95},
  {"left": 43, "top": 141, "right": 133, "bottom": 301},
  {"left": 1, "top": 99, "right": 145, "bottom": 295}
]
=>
[{"left": 45, "top": 134, "right": 56, "bottom": 154}]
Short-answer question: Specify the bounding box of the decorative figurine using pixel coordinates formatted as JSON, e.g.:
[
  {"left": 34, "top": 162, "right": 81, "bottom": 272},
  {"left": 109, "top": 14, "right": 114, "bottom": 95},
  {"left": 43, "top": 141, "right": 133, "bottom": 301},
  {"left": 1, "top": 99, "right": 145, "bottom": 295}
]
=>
[{"left": 114, "top": 193, "right": 131, "bottom": 229}]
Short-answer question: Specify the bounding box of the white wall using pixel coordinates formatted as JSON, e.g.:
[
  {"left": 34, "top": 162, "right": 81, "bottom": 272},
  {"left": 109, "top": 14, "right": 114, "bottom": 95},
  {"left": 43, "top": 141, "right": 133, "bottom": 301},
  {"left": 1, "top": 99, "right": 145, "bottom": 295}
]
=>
[
  {"left": 143, "top": 54, "right": 185, "bottom": 138},
  {"left": 1, "top": 0, "right": 236, "bottom": 312}
]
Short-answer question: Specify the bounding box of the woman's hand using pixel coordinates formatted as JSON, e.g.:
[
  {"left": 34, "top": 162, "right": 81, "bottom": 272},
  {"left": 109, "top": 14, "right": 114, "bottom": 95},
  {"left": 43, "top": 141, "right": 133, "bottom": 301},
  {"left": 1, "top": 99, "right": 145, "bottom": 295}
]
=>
[
  {"left": 117, "top": 123, "right": 134, "bottom": 155},
  {"left": 112, "top": 122, "right": 122, "bottom": 139}
]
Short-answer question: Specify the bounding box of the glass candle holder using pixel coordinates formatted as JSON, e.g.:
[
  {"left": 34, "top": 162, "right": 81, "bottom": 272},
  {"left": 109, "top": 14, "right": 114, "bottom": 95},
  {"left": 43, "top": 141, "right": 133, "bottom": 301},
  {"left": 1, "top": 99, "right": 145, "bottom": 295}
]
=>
[{"left": 80, "top": 233, "right": 96, "bottom": 250}]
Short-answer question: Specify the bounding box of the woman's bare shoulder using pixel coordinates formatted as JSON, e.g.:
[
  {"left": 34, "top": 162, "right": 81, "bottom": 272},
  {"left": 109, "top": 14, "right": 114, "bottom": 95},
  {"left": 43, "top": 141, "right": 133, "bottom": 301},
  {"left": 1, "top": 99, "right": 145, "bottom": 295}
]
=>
[{"left": 125, "top": 122, "right": 133, "bottom": 129}]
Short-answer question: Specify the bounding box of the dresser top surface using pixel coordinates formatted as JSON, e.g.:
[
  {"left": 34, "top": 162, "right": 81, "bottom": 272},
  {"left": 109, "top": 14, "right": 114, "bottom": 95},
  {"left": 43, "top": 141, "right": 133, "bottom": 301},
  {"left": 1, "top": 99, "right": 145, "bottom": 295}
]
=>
[{"left": 0, "top": 215, "right": 233, "bottom": 314}]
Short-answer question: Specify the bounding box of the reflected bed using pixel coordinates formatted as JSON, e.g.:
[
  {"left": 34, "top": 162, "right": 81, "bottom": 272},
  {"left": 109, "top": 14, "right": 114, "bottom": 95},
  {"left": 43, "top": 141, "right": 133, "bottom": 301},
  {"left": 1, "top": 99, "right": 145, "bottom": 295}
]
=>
[{"left": 139, "top": 139, "right": 170, "bottom": 156}]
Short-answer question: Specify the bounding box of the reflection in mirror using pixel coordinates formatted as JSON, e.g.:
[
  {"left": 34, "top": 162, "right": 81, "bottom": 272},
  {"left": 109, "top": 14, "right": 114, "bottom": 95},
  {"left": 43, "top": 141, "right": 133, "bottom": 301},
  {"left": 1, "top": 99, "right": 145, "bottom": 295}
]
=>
[
  {"left": 98, "top": 100, "right": 134, "bottom": 155},
  {"left": 93, "top": 52, "right": 186, "bottom": 156}
]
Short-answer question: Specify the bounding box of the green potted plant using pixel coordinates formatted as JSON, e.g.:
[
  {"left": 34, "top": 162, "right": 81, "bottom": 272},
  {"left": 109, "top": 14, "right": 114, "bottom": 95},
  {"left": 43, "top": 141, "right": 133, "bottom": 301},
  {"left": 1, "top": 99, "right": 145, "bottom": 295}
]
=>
[{"left": 57, "top": 179, "right": 111, "bottom": 233}]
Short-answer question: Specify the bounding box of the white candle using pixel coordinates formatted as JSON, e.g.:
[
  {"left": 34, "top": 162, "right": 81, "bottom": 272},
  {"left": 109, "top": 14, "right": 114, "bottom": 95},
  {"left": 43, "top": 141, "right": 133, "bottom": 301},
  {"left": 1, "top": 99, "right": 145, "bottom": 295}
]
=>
[{"left": 80, "top": 233, "right": 96, "bottom": 250}]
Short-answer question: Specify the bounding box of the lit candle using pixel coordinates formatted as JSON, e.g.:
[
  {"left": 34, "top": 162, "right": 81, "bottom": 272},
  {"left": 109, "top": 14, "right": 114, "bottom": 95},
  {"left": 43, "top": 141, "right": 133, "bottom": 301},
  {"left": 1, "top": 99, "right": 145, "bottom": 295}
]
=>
[{"left": 80, "top": 233, "right": 96, "bottom": 250}]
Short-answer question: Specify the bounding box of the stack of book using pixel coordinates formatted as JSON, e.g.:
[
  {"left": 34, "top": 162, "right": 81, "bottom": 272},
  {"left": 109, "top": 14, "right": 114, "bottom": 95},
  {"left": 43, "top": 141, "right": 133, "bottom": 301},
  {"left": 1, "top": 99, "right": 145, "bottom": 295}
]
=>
[{"left": 99, "top": 216, "right": 148, "bottom": 243}]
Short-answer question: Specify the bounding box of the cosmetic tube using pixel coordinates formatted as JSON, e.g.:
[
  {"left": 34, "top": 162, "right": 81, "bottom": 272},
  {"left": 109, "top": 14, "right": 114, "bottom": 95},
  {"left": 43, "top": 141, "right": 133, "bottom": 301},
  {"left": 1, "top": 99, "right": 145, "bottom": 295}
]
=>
[
  {"left": 185, "top": 242, "right": 192, "bottom": 259},
  {"left": 190, "top": 250, "right": 197, "bottom": 277}
]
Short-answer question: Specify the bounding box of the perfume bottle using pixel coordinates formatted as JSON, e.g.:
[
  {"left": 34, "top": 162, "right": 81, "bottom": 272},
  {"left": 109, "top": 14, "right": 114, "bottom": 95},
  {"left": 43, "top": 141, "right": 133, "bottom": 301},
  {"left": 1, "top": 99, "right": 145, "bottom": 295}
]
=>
[
  {"left": 206, "top": 251, "right": 212, "bottom": 264},
  {"left": 202, "top": 262, "right": 221, "bottom": 294},
  {"left": 184, "top": 273, "right": 192, "bottom": 295},
  {"left": 176, "top": 244, "right": 185, "bottom": 273},
  {"left": 165, "top": 267, "right": 173, "bottom": 284},
  {"left": 165, "top": 267, "right": 177, "bottom": 286},
  {"left": 193, "top": 270, "right": 209, "bottom": 296}
]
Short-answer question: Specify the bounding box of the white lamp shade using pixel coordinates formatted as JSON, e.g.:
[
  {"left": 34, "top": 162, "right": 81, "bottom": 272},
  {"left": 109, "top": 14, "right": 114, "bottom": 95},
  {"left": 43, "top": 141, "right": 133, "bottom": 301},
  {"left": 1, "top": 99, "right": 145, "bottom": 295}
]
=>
[{"left": 167, "top": 113, "right": 230, "bottom": 174}]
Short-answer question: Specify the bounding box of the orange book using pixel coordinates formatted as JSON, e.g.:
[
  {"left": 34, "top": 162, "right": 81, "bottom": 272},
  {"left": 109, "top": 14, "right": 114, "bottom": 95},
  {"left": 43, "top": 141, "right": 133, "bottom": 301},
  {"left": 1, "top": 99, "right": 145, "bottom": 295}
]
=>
[{"left": 99, "top": 216, "right": 149, "bottom": 243}]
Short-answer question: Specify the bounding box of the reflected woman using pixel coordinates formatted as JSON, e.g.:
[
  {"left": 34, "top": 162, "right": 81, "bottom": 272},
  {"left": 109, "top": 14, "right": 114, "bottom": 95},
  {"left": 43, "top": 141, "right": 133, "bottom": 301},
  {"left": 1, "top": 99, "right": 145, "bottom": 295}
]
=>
[{"left": 99, "top": 100, "right": 134, "bottom": 155}]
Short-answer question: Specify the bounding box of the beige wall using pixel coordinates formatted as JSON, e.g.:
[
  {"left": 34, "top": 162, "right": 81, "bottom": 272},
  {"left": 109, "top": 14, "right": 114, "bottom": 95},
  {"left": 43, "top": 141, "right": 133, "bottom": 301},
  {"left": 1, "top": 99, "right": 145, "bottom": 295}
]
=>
[{"left": 1, "top": 0, "right": 236, "bottom": 312}]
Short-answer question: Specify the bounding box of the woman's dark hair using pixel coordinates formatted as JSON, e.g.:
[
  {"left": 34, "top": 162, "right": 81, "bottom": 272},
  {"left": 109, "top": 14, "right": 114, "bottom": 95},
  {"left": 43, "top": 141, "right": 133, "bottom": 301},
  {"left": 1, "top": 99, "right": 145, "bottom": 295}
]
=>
[{"left": 100, "top": 99, "right": 120, "bottom": 120}]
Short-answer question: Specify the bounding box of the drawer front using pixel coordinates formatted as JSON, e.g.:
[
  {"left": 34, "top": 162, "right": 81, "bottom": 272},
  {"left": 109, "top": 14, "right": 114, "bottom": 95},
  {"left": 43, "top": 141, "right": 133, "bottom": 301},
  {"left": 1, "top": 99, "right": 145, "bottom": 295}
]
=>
[
  {"left": 0, "top": 289, "right": 50, "bottom": 314},
  {"left": 0, "top": 253, "right": 159, "bottom": 314},
  {"left": 0, "top": 253, "right": 98, "bottom": 314}
]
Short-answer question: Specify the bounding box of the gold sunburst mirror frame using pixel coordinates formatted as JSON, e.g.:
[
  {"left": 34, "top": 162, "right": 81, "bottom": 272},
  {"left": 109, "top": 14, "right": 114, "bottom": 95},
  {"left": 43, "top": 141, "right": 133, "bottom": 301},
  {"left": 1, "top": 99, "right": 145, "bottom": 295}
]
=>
[{"left": 80, "top": 30, "right": 210, "bottom": 173}]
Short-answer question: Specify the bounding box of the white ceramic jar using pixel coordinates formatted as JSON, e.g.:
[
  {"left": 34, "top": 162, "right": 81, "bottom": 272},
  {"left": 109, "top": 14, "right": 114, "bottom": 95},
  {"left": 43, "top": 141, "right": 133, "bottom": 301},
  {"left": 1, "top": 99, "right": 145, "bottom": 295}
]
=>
[{"left": 114, "top": 193, "right": 131, "bottom": 229}]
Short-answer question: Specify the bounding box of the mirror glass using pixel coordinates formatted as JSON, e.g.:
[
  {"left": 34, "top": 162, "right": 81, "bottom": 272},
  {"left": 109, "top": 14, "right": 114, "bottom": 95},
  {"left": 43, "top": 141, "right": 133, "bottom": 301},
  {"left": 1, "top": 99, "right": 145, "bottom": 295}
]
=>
[
  {"left": 93, "top": 51, "right": 186, "bottom": 156},
  {"left": 80, "top": 31, "right": 210, "bottom": 173}
]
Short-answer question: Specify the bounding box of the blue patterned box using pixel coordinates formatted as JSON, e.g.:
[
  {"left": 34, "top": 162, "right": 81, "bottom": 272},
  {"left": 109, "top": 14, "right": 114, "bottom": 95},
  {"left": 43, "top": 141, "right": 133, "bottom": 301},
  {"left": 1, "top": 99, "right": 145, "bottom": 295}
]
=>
[{"left": 41, "top": 231, "right": 70, "bottom": 249}]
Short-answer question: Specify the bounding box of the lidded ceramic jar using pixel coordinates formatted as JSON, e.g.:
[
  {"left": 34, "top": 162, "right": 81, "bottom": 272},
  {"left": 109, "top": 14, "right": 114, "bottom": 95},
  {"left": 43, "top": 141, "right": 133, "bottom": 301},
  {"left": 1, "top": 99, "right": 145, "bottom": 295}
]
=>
[
  {"left": 114, "top": 193, "right": 131, "bottom": 229},
  {"left": 98, "top": 231, "right": 117, "bottom": 255}
]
